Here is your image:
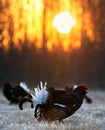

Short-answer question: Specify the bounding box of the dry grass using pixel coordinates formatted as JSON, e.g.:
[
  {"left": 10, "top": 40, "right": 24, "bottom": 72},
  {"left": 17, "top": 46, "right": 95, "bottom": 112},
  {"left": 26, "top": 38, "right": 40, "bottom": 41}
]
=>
[{"left": 0, "top": 90, "right": 105, "bottom": 130}]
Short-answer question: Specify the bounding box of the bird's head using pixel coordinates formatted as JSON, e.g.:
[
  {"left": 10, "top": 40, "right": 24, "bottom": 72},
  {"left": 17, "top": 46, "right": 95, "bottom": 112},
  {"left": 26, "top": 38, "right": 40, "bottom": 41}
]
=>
[
  {"left": 73, "top": 84, "right": 88, "bottom": 96},
  {"left": 3, "top": 81, "right": 11, "bottom": 86}
]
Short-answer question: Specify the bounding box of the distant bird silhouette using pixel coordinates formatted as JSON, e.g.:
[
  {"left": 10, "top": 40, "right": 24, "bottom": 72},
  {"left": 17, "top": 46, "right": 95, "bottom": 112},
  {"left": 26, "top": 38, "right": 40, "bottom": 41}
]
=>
[
  {"left": 19, "top": 82, "right": 92, "bottom": 121},
  {"left": 3, "top": 81, "right": 32, "bottom": 104}
]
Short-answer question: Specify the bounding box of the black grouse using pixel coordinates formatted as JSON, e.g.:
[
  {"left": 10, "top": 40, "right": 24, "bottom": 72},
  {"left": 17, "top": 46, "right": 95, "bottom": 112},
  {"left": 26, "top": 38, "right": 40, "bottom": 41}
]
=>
[
  {"left": 19, "top": 82, "right": 92, "bottom": 121},
  {"left": 3, "top": 81, "right": 32, "bottom": 104}
]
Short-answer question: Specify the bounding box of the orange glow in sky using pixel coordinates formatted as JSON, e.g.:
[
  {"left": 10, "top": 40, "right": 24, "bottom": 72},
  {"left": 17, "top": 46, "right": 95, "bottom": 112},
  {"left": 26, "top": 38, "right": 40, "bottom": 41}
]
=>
[{"left": 0, "top": 0, "right": 94, "bottom": 52}]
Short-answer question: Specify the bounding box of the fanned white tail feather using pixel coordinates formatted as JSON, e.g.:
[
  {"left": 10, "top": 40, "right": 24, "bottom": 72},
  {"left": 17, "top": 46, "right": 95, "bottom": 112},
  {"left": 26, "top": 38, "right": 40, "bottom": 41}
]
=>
[
  {"left": 19, "top": 82, "right": 30, "bottom": 93},
  {"left": 32, "top": 81, "right": 49, "bottom": 106}
]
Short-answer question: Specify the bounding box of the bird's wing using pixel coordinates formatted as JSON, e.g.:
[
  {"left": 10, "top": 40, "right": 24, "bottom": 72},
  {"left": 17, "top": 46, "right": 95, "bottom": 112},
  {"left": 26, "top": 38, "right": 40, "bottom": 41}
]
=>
[
  {"left": 43, "top": 107, "right": 67, "bottom": 121},
  {"left": 35, "top": 104, "right": 69, "bottom": 121}
]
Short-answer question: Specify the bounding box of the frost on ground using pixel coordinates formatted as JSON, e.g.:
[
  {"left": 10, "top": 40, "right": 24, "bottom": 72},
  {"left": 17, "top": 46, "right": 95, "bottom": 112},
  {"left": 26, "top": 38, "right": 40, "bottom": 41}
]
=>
[{"left": 0, "top": 90, "right": 105, "bottom": 130}]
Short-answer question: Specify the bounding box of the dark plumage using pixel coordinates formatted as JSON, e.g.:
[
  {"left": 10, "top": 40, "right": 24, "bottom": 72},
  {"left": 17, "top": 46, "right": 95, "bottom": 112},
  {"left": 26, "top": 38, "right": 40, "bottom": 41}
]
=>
[
  {"left": 19, "top": 82, "right": 92, "bottom": 122},
  {"left": 3, "top": 81, "right": 14, "bottom": 103},
  {"left": 64, "top": 85, "right": 92, "bottom": 104},
  {"left": 3, "top": 81, "right": 32, "bottom": 104},
  {"left": 36, "top": 84, "right": 88, "bottom": 121}
]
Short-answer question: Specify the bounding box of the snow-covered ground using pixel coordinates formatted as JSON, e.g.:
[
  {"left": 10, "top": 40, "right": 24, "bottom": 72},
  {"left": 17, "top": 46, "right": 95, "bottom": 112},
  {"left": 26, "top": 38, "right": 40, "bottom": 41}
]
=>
[{"left": 0, "top": 90, "right": 105, "bottom": 130}]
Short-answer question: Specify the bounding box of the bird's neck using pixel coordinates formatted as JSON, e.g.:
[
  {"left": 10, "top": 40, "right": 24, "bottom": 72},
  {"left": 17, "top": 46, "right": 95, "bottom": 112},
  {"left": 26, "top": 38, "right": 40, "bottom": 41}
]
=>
[{"left": 72, "top": 92, "right": 84, "bottom": 104}]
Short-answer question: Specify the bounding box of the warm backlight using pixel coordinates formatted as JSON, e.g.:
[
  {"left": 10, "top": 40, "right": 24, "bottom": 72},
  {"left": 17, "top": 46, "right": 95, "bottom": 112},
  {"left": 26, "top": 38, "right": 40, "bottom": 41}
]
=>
[
  {"left": 53, "top": 11, "right": 76, "bottom": 34},
  {"left": 0, "top": 0, "right": 94, "bottom": 52}
]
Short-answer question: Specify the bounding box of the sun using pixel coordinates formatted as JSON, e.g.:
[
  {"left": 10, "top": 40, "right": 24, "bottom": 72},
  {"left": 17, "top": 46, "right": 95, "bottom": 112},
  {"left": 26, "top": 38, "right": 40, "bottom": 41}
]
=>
[{"left": 53, "top": 11, "right": 76, "bottom": 34}]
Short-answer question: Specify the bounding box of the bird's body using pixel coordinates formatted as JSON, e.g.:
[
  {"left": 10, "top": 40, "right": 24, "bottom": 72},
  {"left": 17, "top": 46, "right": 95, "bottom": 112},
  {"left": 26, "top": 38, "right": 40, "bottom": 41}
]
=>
[
  {"left": 35, "top": 85, "right": 86, "bottom": 121},
  {"left": 3, "top": 82, "right": 14, "bottom": 103},
  {"left": 34, "top": 95, "right": 82, "bottom": 121},
  {"left": 19, "top": 82, "right": 92, "bottom": 121},
  {"left": 3, "top": 81, "right": 32, "bottom": 104}
]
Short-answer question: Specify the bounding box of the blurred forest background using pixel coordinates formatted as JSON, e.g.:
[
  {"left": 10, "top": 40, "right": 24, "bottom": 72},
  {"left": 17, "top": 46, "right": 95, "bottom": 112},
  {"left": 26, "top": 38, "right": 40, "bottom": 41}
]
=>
[{"left": 0, "top": 0, "right": 105, "bottom": 89}]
